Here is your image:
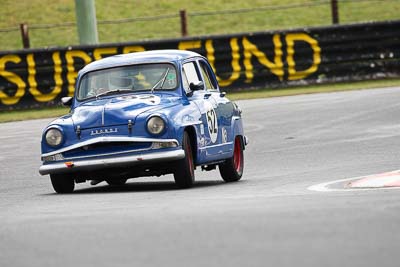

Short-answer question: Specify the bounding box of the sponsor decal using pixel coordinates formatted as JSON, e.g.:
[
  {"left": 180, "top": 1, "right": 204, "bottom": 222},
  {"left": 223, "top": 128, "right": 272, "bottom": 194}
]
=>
[
  {"left": 222, "top": 127, "right": 228, "bottom": 143},
  {"left": 0, "top": 31, "right": 322, "bottom": 109},
  {"left": 199, "top": 137, "right": 205, "bottom": 147},
  {"left": 200, "top": 124, "right": 205, "bottom": 135}
]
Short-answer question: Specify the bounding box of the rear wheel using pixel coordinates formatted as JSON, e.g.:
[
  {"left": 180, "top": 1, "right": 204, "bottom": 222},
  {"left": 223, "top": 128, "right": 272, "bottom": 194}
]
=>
[
  {"left": 174, "top": 131, "right": 195, "bottom": 188},
  {"left": 50, "top": 174, "right": 75, "bottom": 193},
  {"left": 219, "top": 136, "right": 244, "bottom": 182},
  {"left": 106, "top": 179, "right": 127, "bottom": 186}
]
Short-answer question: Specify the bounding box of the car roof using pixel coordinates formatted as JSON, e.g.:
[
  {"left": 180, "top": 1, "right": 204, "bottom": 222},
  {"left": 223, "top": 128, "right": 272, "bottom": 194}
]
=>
[{"left": 79, "top": 49, "right": 204, "bottom": 75}]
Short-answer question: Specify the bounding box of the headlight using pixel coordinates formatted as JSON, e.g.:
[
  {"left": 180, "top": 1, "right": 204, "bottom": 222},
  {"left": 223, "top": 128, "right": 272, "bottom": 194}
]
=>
[
  {"left": 147, "top": 116, "right": 165, "bottom": 135},
  {"left": 45, "top": 128, "right": 63, "bottom": 147}
]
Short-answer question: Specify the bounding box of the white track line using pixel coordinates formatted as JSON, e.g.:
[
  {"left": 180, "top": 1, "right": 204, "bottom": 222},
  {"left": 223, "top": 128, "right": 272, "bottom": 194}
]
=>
[
  {"left": 308, "top": 172, "right": 400, "bottom": 192},
  {"left": 348, "top": 171, "right": 400, "bottom": 188}
]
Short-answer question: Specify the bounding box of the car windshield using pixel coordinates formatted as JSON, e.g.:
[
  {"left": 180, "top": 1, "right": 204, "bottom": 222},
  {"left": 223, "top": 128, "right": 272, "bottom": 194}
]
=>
[{"left": 77, "top": 63, "right": 178, "bottom": 100}]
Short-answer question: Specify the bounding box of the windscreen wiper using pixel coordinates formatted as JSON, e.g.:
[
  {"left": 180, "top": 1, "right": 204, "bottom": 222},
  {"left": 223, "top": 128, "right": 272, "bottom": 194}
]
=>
[
  {"left": 151, "top": 68, "right": 170, "bottom": 94},
  {"left": 95, "top": 88, "right": 134, "bottom": 98}
]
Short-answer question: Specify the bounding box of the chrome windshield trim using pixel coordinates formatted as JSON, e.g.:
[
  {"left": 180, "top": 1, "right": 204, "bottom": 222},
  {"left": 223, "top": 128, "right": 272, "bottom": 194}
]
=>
[
  {"left": 42, "top": 136, "right": 180, "bottom": 157},
  {"left": 39, "top": 149, "right": 185, "bottom": 175}
]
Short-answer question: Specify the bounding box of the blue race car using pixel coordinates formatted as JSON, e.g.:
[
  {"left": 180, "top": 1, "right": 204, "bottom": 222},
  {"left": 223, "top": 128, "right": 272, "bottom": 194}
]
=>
[{"left": 39, "top": 50, "right": 248, "bottom": 193}]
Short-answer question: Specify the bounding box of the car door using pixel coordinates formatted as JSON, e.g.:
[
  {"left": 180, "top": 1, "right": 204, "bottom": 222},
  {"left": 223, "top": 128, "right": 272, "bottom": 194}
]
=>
[
  {"left": 197, "top": 59, "right": 234, "bottom": 155},
  {"left": 182, "top": 59, "right": 233, "bottom": 163}
]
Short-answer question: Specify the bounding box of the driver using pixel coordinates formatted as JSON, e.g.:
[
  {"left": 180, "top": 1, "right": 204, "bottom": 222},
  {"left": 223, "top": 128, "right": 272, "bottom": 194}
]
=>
[
  {"left": 87, "top": 75, "right": 108, "bottom": 97},
  {"left": 133, "top": 72, "right": 151, "bottom": 90}
]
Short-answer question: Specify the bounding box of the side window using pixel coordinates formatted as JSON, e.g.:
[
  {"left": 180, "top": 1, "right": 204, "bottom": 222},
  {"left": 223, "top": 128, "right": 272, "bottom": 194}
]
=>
[
  {"left": 182, "top": 62, "right": 201, "bottom": 92},
  {"left": 182, "top": 68, "right": 190, "bottom": 92},
  {"left": 199, "top": 61, "right": 217, "bottom": 90}
]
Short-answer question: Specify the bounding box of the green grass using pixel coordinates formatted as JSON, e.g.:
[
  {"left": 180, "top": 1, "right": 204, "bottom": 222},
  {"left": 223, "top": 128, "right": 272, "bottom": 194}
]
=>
[
  {"left": 1, "top": 78, "right": 399, "bottom": 123},
  {"left": 227, "top": 78, "right": 400, "bottom": 101},
  {"left": 0, "top": 106, "right": 69, "bottom": 123},
  {"left": 1, "top": 0, "right": 400, "bottom": 51}
]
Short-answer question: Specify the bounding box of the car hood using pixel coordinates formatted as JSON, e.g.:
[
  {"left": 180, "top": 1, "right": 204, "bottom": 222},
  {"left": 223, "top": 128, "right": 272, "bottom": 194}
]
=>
[{"left": 71, "top": 94, "right": 179, "bottom": 130}]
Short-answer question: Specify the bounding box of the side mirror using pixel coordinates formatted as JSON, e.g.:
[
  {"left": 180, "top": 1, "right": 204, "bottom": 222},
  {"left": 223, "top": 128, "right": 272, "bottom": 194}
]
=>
[
  {"left": 61, "top": 96, "right": 73, "bottom": 107},
  {"left": 189, "top": 81, "right": 204, "bottom": 91}
]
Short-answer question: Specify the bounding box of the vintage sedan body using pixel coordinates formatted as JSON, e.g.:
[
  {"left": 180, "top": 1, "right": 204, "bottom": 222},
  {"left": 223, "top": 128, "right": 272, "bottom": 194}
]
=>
[{"left": 39, "top": 50, "right": 247, "bottom": 193}]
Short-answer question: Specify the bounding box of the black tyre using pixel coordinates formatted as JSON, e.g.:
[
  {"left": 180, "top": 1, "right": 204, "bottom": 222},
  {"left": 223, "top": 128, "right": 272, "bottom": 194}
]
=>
[
  {"left": 50, "top": 174, "right": 75, "bottom": 193},
  {"left": 219, "top": 136, "right": 244, "bottom": 182},
  {"left": 106, "top": 179, "right": 127, "bottom": 186},
  {"left": 174, "top": 131, "right": 195, "bottom": 188}
]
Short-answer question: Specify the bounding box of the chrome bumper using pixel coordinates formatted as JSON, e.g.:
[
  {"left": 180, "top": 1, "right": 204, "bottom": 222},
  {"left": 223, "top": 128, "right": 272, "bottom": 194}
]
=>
[{"left": 39, "top": 149, "right": 185, "bottom": 175}]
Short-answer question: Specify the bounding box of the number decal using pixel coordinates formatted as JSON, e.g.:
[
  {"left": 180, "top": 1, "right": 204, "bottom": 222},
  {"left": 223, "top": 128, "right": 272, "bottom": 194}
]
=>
[
  {"left": 206, "top": 107, "right": 218, "bottom": 143},
  {"left": 221, "top": 127, "right": 228, "bottom": 143}
]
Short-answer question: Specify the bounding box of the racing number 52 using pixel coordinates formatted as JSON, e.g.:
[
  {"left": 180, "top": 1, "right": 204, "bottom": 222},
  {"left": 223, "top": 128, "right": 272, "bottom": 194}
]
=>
[{"left": 207, "top": 109, "right": 217, "bottom": 134}]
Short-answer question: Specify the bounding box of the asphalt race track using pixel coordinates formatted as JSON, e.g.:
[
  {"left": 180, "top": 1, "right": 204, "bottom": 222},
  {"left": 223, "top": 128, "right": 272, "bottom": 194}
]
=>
[{"left": 1, "top": 87, "right": 400, "bottom": 267}]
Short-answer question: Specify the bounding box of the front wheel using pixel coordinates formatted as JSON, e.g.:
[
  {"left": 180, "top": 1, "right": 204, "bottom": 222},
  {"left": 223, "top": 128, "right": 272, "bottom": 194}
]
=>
[
  {"left": 174, "top": 131, "right": 195, "bottom": 188},
  {"left": 219, "top": 136, "right": 244, "bottom": 182},
  {"left": 50, "top": 174, "right": 75, "bottom": 193}
]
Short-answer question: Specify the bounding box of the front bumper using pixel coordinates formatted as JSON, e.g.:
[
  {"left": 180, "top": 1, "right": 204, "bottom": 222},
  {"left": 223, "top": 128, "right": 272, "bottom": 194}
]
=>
[
  {"left": 39, "top": 149, "right": 185, "bottom": 175},
  {"left": 39, "top": 136, "right": 184, "bottom": 175}
]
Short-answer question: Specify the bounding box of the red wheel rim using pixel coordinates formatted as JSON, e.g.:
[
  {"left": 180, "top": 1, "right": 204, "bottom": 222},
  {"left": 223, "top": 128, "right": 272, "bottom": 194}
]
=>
[
  {"left": 233, "top": 137, "right": 243, "bottom": 173},
  {"left": 186, "top": 138, "right": 194, "bottom": 176}
]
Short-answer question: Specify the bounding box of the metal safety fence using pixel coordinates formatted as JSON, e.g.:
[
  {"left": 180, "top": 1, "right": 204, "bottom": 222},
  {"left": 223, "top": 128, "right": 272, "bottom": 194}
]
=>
[{"left": 0, "top": 0, "right": 397, "bottom": 49}]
